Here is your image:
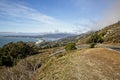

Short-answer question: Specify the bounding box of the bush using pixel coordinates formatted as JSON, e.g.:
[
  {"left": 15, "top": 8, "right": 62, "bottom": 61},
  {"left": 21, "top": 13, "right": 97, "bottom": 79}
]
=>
[
  {"left": 1, "top": 56, "right": 13, "bottom": 67},
  {"left": 65, "top": 43, "right": 77, "bottom": 51},
  {"left": 87, "top": 33, "right": 104, "bottom": 44},
  {"left": 90, "top": 43, "right": 96, "bottom": 48}
]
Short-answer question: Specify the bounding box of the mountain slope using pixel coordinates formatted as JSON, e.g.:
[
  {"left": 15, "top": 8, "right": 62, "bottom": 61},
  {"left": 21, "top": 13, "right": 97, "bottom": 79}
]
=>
[
  {"left": 98, "top": 21, "right": 120, "bottom": 43},
  {"left": 77, "top": 21, "right": 120, "bottom": 44}
]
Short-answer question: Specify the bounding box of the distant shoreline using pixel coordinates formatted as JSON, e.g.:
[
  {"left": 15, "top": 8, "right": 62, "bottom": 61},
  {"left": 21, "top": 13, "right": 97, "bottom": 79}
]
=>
[
  {"left": 0, "top": 36, "right": 61, "bottom": 47},
  {"left": 3, "top": 36, "right": 42, "bottom": 38}
]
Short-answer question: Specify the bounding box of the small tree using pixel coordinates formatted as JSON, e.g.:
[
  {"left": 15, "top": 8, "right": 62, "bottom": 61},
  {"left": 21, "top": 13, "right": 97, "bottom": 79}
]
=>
[{"left": 65, "top": 43, "right": 77, "bottom": 51}]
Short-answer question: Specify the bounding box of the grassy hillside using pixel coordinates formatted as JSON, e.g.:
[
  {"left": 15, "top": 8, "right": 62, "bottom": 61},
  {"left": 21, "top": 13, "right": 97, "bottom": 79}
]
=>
[
  {"left": 36, "top": 48, "right": 120, "bottom": 80},
  {"left": 0, "top": 46, "right": 59, "bottom": 80},
  {"left": 77, "top": 21, "right": 120, "bottom": 44},
  {"left": 1, "top": 46, "right": 120, "bottom": 80}
]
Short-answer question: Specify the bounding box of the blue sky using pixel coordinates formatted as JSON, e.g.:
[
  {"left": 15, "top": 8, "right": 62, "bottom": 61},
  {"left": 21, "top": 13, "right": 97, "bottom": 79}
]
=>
[{"left": 0, "top": 0, "right": 120, "bottom": 34}]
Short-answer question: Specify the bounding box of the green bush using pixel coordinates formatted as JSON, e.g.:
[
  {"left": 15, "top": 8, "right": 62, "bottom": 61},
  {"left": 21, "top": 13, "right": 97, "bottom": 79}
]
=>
[
  {"left": 87, "top": 33, "right": 104, "bottom": 44},
  {"left": 65, "top": 43, "right": 77, "bottom": 51}
]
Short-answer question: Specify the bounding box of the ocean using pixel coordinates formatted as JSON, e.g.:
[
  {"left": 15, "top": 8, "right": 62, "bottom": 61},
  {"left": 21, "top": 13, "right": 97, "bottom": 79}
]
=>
[{"left": 0, "top": 36, "right": 59, "bottom": 47}]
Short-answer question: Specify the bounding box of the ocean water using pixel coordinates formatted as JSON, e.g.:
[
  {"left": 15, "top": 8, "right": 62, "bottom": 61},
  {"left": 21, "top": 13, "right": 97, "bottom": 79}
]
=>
[
  {"left": 0, "top": 36, "right": 38, "bottom": 47},
  {"left": 0, "top": 36, "right": 59, "bottom": 47}
]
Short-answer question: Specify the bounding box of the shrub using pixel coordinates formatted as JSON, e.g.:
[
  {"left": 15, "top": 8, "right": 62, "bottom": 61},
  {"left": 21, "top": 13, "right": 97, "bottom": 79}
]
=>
[
  {"left": 90, "top": 43, "right": 96, "bottom": 48},
  {"left": 65, "top": 43, "right": 77, "bottom": 51},
  {"left": 87, "top": 33, "right": 104, "bottom": 44},
  {"left": 1, "top": 56, "right": 13, "bottom": 67}
]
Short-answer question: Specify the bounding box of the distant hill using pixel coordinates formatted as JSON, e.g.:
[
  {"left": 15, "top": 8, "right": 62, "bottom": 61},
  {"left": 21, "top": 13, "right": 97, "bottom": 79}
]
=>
[
  {"left": 40, "top": 33, "right": 76, "bottom": 38},
  {"left": 3, "top": 33, "right": 76, "bottom": 39}
]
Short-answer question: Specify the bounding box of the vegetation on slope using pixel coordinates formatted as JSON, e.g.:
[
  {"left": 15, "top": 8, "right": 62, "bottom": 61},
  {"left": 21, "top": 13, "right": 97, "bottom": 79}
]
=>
[
  {"left": 0, "top": 41, "right": 37, "bottom": 67},
  {"left": 93, "top": 21, "right": 120, "bottom": 44},
  {"left": 99, "top": 21, "right": 120, "bottom": 43},
  {"left": 0, "top": 43, "right": 63, "bottom": 80},
  {"left": 0, "top": 51, "right": 50, "bottom": 80},
  {"left": 77, "top": 21, "right": 120, "bottom": 44}
]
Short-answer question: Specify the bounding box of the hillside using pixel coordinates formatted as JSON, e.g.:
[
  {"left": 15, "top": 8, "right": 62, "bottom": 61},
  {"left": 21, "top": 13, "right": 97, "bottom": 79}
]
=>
[
  {"left": 98, "top": 21, "right": 120, "bottom": 43},
  {"left": 1, "top": 44, "right": 120, "bottom": 80},
  {"left": 0, "top": 22, "right": 120, "bottom": 80},
  {"left": 50, "top": 21, "right": 120, "bottom": 45},
  {"left": 76, "top": 21, "right": 120, "bottom": 45},
  {"left": 37, "top": 31, "right": 94, "bottom": 49},
  {"left": 0, "top": 47, "right": 58, "bottom": 80},
  {"left": 35, "top": 48, "right": 120, "bottom": 80}
]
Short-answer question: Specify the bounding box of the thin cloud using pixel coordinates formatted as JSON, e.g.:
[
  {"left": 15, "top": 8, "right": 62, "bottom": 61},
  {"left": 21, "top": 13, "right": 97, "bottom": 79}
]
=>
[
  {"left": 0, "top": 1, "right": 78, "bottom": 33},
  {"left": 0, "top": 1, "right": 58, "bottom": 25}
]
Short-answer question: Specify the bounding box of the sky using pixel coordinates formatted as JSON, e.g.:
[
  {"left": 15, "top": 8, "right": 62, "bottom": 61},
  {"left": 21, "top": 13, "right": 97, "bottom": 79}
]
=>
[{"left": 0, "top": 0, "right": 120, "bottom": 34}]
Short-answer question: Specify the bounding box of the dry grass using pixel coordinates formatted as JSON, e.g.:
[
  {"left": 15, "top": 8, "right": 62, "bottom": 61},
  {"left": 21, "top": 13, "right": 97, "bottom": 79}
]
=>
[
  {"left": 1, "top": 47, "right": 120, "bottom": 80},
  {"left": 36, "top": 48, "right": 120, "bottom": 80},
  {"left": 72, "top": 48, "right": 120, "bottom": 80}
]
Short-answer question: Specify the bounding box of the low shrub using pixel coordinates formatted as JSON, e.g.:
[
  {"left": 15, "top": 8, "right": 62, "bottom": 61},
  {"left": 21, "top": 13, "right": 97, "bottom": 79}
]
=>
[
  {"left": 65, "top": 43, "right": 77, "bottom": 51},
  {"left": 90, "top": 43, "right": 96, "bottom": 48}
]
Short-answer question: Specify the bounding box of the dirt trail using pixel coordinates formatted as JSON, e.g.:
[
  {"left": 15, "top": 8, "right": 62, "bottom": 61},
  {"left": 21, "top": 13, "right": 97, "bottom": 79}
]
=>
[{"left": 70, "top": 48, "right": 120, "bottom": 80}]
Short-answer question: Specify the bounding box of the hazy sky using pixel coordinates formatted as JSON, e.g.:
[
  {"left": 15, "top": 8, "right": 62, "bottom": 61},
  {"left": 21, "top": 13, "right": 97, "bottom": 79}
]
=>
[{"left": 0, "top": 0, "right": 120, "bottom": 34}]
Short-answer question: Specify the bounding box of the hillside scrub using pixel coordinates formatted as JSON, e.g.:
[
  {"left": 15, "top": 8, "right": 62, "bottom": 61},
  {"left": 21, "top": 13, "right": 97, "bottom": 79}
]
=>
[
  {"left": 96, "top": 21, "right": 120, "bottom": 43},
  {"left": 0, "top": 41, "right": 38, "bottom": 67},
  {"left": 0, "top": 50, "right": 50, "bottom": 80}
]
